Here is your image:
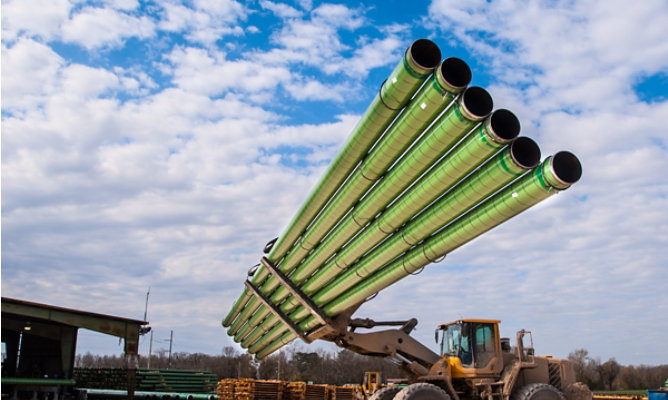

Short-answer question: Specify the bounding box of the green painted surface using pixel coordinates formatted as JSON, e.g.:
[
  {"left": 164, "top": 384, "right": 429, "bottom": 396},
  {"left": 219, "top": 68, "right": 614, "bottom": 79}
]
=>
[
  {"left": 249, "top": 152, "right": 580, "bottom": 357},
  {"left": 230, "top": 57, "right": 471, "bottom": 344},
  {"left": 222, "top": 39, "right": 441, "bottom": 328}
]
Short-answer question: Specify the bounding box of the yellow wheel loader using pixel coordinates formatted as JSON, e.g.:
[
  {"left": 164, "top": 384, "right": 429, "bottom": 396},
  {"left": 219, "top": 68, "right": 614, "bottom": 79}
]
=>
[
  {"left": 337, "top": 316, "right": 590, "bottom": 400},
  {"left": 244, "top": 258, "right": 591, "bottom": 400}
]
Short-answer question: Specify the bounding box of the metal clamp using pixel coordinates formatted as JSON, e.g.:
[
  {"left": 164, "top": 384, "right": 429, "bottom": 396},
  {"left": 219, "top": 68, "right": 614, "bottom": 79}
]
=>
[{"left": 259, "top": 257, "right": 331, "bottom": 327}]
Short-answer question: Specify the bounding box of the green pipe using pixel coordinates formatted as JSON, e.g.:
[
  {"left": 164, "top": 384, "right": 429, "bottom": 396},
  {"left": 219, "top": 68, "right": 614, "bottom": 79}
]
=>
[
  {"left": 311, "top": 137, "right": 541, "bottom": 305},
  {"left": 276, "top": 57, "right": 471, "bottom": 275},
  {"left": 241, "top": 108, "right": 517, "bottom": 348},
  {"left": 285, "top": 86, "right": 493, "bottom": 286},
  {"left": 241, "top": 317, "right": 274, "bottom": 348},
  {"left": 240, "top": 87, "right": 493, "bottom": 343},
  {"left": 82, "top": 389, "right": 216, "bottom": 400},
  {"left": 233, "top": 57, "right": 472, "bottom": 341},
  {"left": 255, "top": 331, "right": 299, "bottom": 360},
  {"left": 312, "top": 151, "right": 582, "bottom": 322},
  {"left": 223, "top": 39, "right": 441, "bottom": 328},
  {"left": 277, "top": 109, "right": 520, "bottom": 314},
  {"left": 252, "top": 151, "right": 581, "bottom": 357}
]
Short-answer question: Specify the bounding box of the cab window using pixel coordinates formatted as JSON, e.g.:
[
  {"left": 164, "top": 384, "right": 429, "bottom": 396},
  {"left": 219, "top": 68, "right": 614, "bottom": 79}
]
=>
[{"left": 440, "top": 322, "right": 496, "bottom": 368}]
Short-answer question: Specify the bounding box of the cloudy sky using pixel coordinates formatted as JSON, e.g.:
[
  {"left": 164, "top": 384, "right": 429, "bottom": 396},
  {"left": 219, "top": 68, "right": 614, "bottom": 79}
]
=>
[{"left": 2, "top": 0, "right": 667, "bottom": 367}]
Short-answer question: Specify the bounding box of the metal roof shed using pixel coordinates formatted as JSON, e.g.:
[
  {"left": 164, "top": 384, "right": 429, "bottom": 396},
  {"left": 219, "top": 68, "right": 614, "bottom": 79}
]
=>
[{"left": 1, "top": 296, "right": 149, "bottom": 400}]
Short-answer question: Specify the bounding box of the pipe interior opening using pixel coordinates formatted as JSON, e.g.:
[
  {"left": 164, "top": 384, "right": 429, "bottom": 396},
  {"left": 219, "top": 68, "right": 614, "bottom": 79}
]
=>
[
  {"left": 410, "top": 39, "right": 441, "bottom": 70},
  {"left": 552, "top": 151, "right": 583, "bottom": 184},
  {"left": 490, "top": 109, "right": 521, "bottom": 140},
  {"left": 440, "top": 57, "right": 472, "bottom": 89},
  {"left": 462, "top": 86, "right": 493, "bottom": 118},
  {"left": 510, "top": 137, "right": 541, "bottom": 169}
]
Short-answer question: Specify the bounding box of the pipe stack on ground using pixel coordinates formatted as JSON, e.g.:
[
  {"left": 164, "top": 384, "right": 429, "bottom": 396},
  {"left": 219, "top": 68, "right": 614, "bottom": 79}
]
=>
[{"left": 222, "top": 39, "right": 582, "bottom": 359}]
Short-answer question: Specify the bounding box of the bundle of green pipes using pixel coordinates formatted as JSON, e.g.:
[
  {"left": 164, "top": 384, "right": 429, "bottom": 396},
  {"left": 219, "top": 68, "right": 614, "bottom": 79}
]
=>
[{"left": 222, "top": 39, "right": 582, "bottom": 359}]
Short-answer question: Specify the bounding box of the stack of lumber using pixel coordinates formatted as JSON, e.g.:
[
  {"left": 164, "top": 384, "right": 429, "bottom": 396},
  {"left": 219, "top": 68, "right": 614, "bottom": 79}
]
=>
[
  {"left": 235, "top": 379, "right": 286, "bottom": 400},
  {"left": 334, "top": 386, "right": 356, "bottom": 400},
  {"left": 217, "top": 378, "right": 237, "bottom": 400},
  {"left": 286, "top": 382, "right": 330, "bottom": 400}
]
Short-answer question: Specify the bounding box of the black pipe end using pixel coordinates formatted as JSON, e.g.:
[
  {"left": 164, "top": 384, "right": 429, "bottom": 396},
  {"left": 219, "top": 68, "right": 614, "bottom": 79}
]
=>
[
  {"left": 552, "top": 151, "right": 582, "bottom": 184},
  {"left": 490, "top": 109, "right": 521, "bottom": 141},
  {"left": 440, "top": 57, "right": 472, "bottom": 89},
  {"left": 462, "top": 86, "right": 493, "bottom": 118},
  {"left": 410, "top": 39, "right": 441, "bottom": 70},
  {"left": 510, "top": 137, "right": 541, "bottom": 169}
]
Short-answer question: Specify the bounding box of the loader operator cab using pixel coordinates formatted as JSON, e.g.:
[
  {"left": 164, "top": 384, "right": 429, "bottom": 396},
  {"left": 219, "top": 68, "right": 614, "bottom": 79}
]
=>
[{"left": 437, "top": 319, "right": 503, "bottom": 378}]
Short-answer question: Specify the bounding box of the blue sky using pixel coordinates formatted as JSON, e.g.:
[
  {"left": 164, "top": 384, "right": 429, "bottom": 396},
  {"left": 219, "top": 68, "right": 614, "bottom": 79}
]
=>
[{"left": 2, "top": 0, "right": 668, "bottom": 367}]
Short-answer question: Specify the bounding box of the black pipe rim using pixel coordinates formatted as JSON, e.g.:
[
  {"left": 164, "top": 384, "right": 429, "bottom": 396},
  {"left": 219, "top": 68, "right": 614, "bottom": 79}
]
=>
[
  {"left": 489, "top": 109, "right": 521, "bottom": 141},
  {"left": 461, "top": 86, "right": 493, "bottom": 118},
  {"left": 552, "top": 151, "right": 582, "bottom": 184},
  {"left": 509, "top": 137, "right": 541, "bottom": 169},
  {"left": 409, "top": 39, "right": 441, "bottom": 70},
  {"left": 440, "top": 57, "right": 472, "bottom": 89}
]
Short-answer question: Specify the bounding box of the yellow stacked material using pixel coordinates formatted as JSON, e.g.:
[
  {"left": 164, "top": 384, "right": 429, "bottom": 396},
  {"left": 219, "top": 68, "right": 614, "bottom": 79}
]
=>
[
  {"left": 334, "top": 386, "right": 356, "bottom": 400},
  {"left": 234, "top": 379, "right": 286, "bottom": 400},
  {"left": 254, "top": 380, "right": 286, "bottom": 400},
  {"left": 217, "top": 378, "right": 237, "bottom": 400},
  {"left": 326, "top": 385, "right": 336, "bottom": 400},
  {"left": 235, "top": 378, "right": 256, "bottom": 400},
  {"left": 305, "top": 384, "right": 328, "bottom": 400},
  {"left": 286, "top": 382, "right": 307, "bottom": 400}
]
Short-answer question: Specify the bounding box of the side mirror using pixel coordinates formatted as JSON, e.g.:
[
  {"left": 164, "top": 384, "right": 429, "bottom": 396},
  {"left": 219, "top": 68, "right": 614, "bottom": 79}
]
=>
[{"left": 434, "top": 329, "right": 439, "bottom": 344}]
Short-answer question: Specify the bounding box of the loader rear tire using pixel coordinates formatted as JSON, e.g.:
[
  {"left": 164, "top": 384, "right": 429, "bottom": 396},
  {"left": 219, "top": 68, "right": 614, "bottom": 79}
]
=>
[
  {"left": 394, "top": 383, "right": 450, "bottom": 400},
  {"left": 369, "top": 386, "right": 402, "bottom": 400},
  {"left": 512, "top": 383, "right": 565, "bottom": 400}
]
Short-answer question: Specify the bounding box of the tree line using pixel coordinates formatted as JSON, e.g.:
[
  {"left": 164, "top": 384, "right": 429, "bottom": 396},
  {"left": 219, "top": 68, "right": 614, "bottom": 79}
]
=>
[
  {"left": 75, "top": 347, "right": 667, "bottom": 390},
  {"left": 567, "top": 349, "right": 667, "bottom": 391}
]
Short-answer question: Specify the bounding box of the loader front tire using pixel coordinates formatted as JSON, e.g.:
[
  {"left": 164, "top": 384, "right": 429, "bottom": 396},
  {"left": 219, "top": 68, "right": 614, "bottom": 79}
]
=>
[
  {"left": 369, "top": 386, "right": 402, "bottom": 400},
  {"left": 394, "top": 383, "right": 450, "bottom": 400},
  {"left": 512, "top": 383, "right": 565, "bottom": 400}
]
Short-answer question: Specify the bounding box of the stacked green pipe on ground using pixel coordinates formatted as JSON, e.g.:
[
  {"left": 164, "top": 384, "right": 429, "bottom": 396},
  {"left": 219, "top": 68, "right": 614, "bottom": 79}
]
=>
[
  {"left": 223, "top": 39, "right": 442, "bottom": 328},
  {"left": 236, "top": 85, "right": 490, "bottom": 345},
  {"left": 229, "top": 56, "right": 473, "bottom": 342},
  {"left": 252, "top": 151, "right": 582, "bottom": 358}
]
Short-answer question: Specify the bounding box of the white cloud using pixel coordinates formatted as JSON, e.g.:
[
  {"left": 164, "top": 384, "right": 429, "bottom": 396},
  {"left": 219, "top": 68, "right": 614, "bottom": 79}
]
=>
[
  {"left": 61, "top": 6, "right": 155, "bottom": 49},
  {"left": 1, "top": 0, "right": 72, "bottom": 42},
  {"left": 1, "top": 39, "right": 65, "bottom": 112},
  {"left": 323, "top": 36, "right": 404, "bottom": 77},
  {"left": 283, "top": 79, "right": 347, "bottom": 102},
  {"left": 260, "top": 0, "right": 303, "bottom": 19},
  {"left": 158, "top": 0, "right": 247, "bottom": 46},
  {"left": 164, "top": 46, "right": 292, "bottom": 96}
]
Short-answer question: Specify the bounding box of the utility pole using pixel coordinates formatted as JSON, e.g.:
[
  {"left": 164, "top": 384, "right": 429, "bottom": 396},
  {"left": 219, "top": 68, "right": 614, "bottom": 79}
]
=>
[
  {"left": 168, "top": 330, "right": 173, "bottom": 369},
  {"left": 147, "top": 330, "right": 153, "bottom": 369},
  {"left": 143, "top": 287, "right": 150, "bottom": 322}
]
